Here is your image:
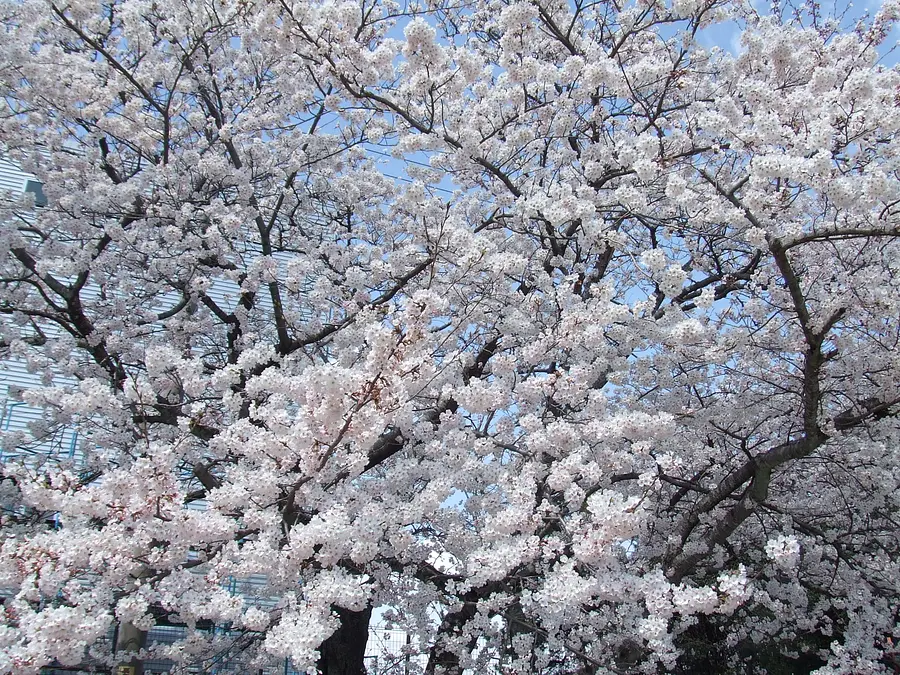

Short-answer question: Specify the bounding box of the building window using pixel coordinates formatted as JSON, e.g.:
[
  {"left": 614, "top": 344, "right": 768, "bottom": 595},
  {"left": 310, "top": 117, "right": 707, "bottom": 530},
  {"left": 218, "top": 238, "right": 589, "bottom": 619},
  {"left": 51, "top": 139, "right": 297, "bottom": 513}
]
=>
[{"left": 24, "top": 179, "right": 47, "bottom": 207}]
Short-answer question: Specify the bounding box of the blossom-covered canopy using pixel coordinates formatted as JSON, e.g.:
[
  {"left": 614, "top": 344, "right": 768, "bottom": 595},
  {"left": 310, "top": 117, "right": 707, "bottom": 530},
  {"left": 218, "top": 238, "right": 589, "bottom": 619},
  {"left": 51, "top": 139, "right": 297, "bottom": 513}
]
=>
[{"left": 0, "top": 0, "right": 898, "bottom": 672}]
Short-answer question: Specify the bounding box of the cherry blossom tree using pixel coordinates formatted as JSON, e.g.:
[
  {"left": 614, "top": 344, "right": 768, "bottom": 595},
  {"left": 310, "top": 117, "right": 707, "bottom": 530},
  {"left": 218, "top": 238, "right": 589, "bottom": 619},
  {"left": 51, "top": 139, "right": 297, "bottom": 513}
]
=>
[{"left": 1, "top": 0, "right": 899, "bottom": 673}]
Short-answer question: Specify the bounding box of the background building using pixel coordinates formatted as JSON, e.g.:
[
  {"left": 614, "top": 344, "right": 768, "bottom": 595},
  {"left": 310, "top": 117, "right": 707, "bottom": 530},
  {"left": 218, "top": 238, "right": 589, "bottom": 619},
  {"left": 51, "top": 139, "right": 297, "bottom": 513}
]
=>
[{"left": 0, "top": 156, "right": 420, "bottom": 674}]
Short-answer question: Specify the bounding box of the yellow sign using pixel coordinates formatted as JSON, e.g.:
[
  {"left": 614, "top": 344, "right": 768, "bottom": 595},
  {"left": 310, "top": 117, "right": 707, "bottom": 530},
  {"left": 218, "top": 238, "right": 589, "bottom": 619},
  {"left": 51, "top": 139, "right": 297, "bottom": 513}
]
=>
[{"left": 117, "top": 667, "right": 135, "bottom": 675}]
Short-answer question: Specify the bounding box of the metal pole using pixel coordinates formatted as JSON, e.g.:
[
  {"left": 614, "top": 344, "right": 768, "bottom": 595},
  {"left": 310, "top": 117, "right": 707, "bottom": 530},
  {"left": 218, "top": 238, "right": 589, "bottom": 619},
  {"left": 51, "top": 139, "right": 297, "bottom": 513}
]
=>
[
  {"left": 114, "top": 621, "right": 146, "bottom": 675},
  {"left": 404, "top": 633, "right": 411, "bottom": 675}
]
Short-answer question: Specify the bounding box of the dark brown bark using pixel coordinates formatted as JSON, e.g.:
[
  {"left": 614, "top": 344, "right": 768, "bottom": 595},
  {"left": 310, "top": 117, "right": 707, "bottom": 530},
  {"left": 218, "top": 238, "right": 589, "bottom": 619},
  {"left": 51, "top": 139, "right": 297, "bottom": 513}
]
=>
[
  {"left": 318, "top": 606, "right": 373, "bottom": 675},
  {"left": 425, "top": 589, "right": 485, "bottom": 675},
  {"left": 424, "top": 604, "right": 475, "bottom": 675}
]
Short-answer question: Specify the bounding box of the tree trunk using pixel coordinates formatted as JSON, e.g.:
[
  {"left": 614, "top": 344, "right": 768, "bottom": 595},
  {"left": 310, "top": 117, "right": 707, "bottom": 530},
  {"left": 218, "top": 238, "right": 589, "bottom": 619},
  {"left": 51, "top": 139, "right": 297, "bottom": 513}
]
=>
[
  {"left": 425, "top": 602, "right": 477, "bottom": 675},
  {"left": 318, "top": 605, "right": 373, "bottom": 675}
]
